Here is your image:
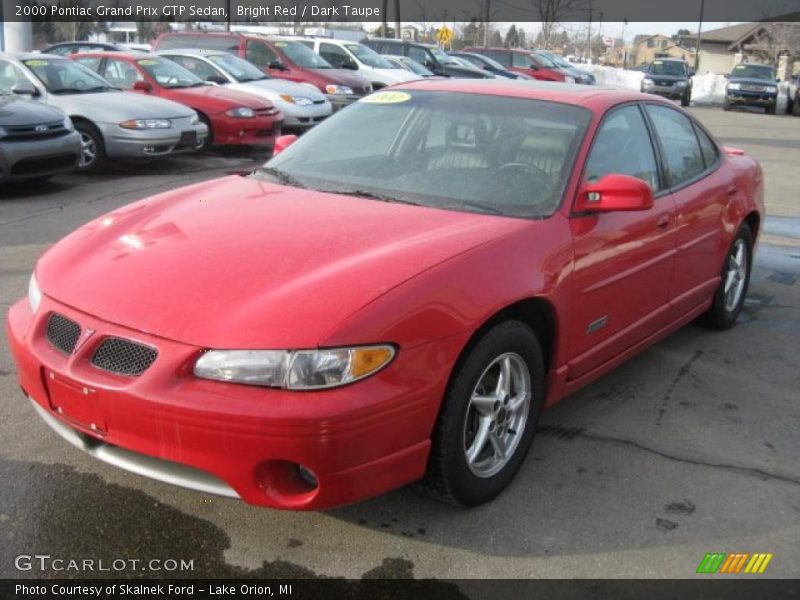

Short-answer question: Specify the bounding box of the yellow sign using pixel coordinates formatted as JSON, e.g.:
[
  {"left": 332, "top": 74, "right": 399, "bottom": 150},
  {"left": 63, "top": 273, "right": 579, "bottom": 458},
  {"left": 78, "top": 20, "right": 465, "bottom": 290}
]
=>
[
  {"left": 24, "top": 60, "right": 49, "bottom": 67},
  {"left": 436, "top": 27, "right": 454, "bottom": 45},
  {"left": 361, "top": 91, "right": 412, "bottom": 104}
]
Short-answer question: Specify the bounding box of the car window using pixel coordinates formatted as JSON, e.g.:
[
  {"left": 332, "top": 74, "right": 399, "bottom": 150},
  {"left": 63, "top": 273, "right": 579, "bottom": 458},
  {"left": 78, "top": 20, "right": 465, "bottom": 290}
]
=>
[
  {"left": 23, "top": 58, "right": 112, "bottom": 93},
  {"left": 511, "top": 53, "right": 534, "bottom": 68},
  {"left": 408, "top": 46, "right": 431, "bottom": 67},
  {"left": 102, "top": 58, "right": 144, "bottom": 89},
  {"left": 649, "top": 60, "right": 687, "bottom": 76},
  {"left": 483, "top": 50, "right": 511, "bottom": 67},
  {"left": 693, "top": 123, "right": 719, "bottom": 169},
  {"left": 48, "top": 46, "right": 70, "bottom": 56},
  {"left": 198, "top": 36, "right": 241, "bottom": 53},
  {"left": 645, "top": 104, "right": 706, "bottom": 187},
  {"left": 0, "top": 60, "right": 35, "bottom": 92},
  {"left": 157, "top": 35, "right": 201, "bottom": 50},
  {"left": 246, "top": 40, "right": 278, "bottom": 68},
  {"left": 585, "top": 105, "right": 660, "bottom": 191},
  {"left": 730, "top": 64, "right": 775, "bottom": 80},
  {"left": 319, "top": 43, "right": 352, "bottom": 68},
  {"left": 73, "top": 57, "right": 102, "bottom": 73}
]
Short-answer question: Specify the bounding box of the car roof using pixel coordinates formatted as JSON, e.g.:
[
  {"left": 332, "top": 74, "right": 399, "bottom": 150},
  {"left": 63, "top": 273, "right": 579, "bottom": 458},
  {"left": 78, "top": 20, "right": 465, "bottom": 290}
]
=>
[
  {"left": 156, "top": 48, "right": 224, "bottom": 57},
  {"left": 71, "top": 51, "right": 161, "bottom": 61},
  {"left": 391, "top": 78, "right": 665, "bottom": 111},
  {"left": 2, "top": 52, "right": 65, "bottom": 61},
  {"left": 367, "top": 38, "right": 435, "bottom": 48},
  {"left": 466, "top": 47, "right": 530, "bottom": 53}
]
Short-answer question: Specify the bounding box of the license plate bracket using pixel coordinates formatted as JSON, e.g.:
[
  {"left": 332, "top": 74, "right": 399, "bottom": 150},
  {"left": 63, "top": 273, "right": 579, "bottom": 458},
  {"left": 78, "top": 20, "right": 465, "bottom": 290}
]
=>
[{"left": 45, "top": 370, "right": 106, "bottom": 434}]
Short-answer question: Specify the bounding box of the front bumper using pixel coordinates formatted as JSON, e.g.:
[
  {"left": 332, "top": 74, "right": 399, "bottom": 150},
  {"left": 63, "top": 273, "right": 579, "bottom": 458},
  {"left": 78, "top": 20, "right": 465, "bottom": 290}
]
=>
[
  {"left": 6, "top": 296, "right": 459, "bottom": 510},
  {"left": 211, "top": 114, "right": 283, "bottom": 147},
  {"left": 643, "top": 84, "right": 689, "bottom": 99},
  {"left": 726, "top": 91, "right": 777, "bottom": 107},
  {"left": 0, "top": 131, "right": 81, "bottom": 182},
  {"left": 99, "top": 119, "right": 208, "bottom": 158},
  {"left": 326, "top": 93, "right": 361, "bottom": 112}
]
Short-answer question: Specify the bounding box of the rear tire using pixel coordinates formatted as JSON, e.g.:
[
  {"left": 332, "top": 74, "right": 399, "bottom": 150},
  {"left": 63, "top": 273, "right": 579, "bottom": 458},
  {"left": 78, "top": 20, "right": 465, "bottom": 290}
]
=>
[
  {"left": 422, "top": 321, "right": 545, "bottom": 507},
  {"left": 197, "top": 113, "right": 213, "bottom": 152},
  {"left": 702, "top": 223, "right": 753, "bottom": 330}
]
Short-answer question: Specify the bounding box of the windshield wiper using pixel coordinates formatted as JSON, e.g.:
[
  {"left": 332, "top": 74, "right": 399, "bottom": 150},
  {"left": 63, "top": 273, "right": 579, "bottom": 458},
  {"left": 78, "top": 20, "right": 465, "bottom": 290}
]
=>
[
  {"left": 239, "top": 76, "right": 267, "bottom": 82},
  {"left": 318, "top": 188, "right": 422, "bottom": 206},
  {"left": 256, "top": 167, "right": 306, "bottom": 189}
]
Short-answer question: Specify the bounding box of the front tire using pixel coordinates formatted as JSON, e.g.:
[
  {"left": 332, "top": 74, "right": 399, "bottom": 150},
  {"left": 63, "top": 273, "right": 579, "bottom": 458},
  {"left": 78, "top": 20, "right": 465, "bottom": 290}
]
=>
[
  {"left": 74, "top": 121, "right": 107, "bottom": 173},
  {"left": 681, "top": 93, "right": 691, "bottom": 107},
  {"left": 422, "top": 321, "right": 545, "bottom": 506},
  {"left": 702, "top": 223, "right": 753, "bottom": 329}
]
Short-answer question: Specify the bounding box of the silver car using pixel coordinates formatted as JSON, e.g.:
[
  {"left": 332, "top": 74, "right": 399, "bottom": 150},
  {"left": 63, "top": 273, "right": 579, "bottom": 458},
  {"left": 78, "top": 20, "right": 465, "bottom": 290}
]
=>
[
  {"left": 0, "top": 53, "right": 208, "bottom": 172},
  {"left": 0, "top": 91, "right": 81, "bottom": 183},
  {"left": 158, "top": 49, "right": 332, "bottom": 130}
]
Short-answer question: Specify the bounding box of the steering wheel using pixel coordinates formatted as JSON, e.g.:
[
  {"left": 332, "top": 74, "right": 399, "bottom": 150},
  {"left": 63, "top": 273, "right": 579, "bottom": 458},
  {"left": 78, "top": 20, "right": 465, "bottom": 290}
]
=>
[{"left": 498, "top": 162, "right": 553, "bottom": 189}]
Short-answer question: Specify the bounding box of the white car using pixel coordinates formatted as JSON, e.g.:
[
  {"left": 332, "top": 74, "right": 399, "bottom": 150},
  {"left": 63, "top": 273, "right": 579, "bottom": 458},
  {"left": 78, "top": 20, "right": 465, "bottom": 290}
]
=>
[
  {"left": 291, "top": 37, "right": 419, "bottom": 89},
  {"left": 158, "top": 49, "right": 332, "bottom": 130}
]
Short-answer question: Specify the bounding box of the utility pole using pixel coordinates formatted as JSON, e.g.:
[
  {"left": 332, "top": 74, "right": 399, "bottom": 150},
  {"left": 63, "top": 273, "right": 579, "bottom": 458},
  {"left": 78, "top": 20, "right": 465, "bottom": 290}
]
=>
[
  {"left": 382, "top": 0, "right": 388, "bottom": 37},
  {"left": 394, "top": 0, "right": 401, "bottom": 39},
  {"left": 482, "top": 0, "right": 490, "bottom": 47},
  {"left": 695, "top": 0, "right": 705, "bottom": 72},
  {"left": 586, "top": 1, "right": 592, "bottom": 63}
]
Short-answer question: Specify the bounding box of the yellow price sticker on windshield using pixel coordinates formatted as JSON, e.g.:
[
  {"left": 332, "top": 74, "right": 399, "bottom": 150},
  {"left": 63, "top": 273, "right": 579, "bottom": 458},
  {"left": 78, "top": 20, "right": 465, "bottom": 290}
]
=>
[
  {"left": 274, "top": 42, "right": 288, "bottom": 47},
  {"left": 25, "top": 60, "right": 49, "bottom": 67},
  {"left": 361, "top": 91, "right": 411, "bottom": 104},
  {"left": 137, "top": 59, "right": 158, "bottom": 65}
]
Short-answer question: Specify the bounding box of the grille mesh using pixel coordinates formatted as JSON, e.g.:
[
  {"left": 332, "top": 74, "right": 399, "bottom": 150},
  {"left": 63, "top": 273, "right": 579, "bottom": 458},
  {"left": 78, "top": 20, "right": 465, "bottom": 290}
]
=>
[
  {"left": 46, "top": 313, "right": 81, "bottom": 354},
  {"left": 91, "top": 338, "right": 158, "bottom": 376}
]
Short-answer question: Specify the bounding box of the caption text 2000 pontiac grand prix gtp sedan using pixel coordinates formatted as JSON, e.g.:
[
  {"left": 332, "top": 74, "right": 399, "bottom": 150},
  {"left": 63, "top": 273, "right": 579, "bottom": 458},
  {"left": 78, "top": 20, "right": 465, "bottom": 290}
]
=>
[{"left": 7, "top": 80, "right": 763, "bottom": 510}]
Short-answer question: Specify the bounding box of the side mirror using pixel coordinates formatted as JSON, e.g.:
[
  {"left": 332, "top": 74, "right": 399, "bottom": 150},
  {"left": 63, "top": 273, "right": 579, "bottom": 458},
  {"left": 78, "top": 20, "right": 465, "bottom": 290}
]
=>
[
  {"left": 206, "top": 74, "right": 227, "bottom": 85},
  {"left": 132, "top": 80, "right": 152, "bottom": 92},
  {"left": 272, "top": 134, "right": 298, "bottom": 156},
  {"left": 268, "top": 60, "right": 288, "bottom": 71},
  {"left": 575, "top": 174, "right": 654, "bottom": 213},
  {"left": 11, "top": 82, "right": 38, "bottom": 96}
]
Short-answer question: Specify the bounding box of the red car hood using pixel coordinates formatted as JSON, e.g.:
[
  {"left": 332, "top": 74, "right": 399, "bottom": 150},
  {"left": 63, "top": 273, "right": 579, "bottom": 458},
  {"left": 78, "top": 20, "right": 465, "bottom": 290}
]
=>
[
  {"left": 165, "top": 85, "right": 271, "bottom": 110},
  {"left": 37, "top": 176, "right": 522, "bottom": 348}
]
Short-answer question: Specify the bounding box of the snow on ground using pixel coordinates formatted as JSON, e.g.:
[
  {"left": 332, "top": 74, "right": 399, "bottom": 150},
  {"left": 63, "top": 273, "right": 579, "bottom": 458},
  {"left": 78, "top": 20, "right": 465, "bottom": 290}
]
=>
[{"left": 574, "top": 63, "right": 795, "bottom": 113}]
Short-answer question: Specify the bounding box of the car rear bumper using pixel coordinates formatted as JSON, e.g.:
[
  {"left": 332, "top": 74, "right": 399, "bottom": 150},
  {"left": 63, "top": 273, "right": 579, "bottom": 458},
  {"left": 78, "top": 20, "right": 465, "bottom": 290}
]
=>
[
  {"left": 6, "top": 297, "right": 459, "bottom": 510},
  {"left": 0, "top": 132, "right": 81, "bottom": 182},
  {"left": 99, "top": 122, "right": 208, "bottom": 158}
]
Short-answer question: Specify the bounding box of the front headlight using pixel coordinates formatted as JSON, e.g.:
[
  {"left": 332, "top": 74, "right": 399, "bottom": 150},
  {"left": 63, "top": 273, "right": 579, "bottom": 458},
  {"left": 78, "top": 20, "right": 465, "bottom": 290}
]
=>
[
  {"left": 642, "top": 78, "right": 654, "bottom": 87},
  {"left": 279, "top": 94, "right": 313, "bottom": 106},
  {"left": 189, "top": 113, "right": 199, "bottom": 125},
  {"left": 727, "top": 83, "right": 742, "bottom": 91},
  {"left": 194, "top": 345, "right": 395, "bottom": 390},
  {"left": 676, "top": 81, "right": 688, "bottom": 87},
  {"left": 325, "top": 85, "right": 353, "bottom": 95},
  {"left": 226, "top": 107, "right": 256, "bottom": 118},
  {"left": 765, "top": 85, "right": 778, "bottom": 93},
  {"left": 63, "top": 116, "right": 75, "bottom": 131},
  {"left": 119, "top": 118, "right": 172, "bottom": 130},
  {"left": 28, "top": 272, "right": 42, "bottom": 314}
]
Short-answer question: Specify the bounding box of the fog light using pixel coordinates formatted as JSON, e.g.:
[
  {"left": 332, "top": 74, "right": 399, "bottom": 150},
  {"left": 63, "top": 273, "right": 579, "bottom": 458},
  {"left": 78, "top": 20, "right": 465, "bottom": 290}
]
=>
[{"left": 254, "top": 460, "right": 319, "bottom": 505}]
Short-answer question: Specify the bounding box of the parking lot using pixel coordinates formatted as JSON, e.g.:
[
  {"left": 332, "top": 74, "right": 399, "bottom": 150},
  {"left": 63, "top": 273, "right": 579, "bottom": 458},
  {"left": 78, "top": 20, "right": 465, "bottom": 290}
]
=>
[{"left": 0, "top": 107, "right": 798, "bottom": 579}]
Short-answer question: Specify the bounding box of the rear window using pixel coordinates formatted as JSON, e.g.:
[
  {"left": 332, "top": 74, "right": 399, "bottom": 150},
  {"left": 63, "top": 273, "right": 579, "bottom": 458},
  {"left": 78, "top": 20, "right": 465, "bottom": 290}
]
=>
[
  {"left": 156, "top": 34, "right": 202, "bottom": 50},
  {"left": 157, "top": 34, "right": 240, "bottom": 53}
]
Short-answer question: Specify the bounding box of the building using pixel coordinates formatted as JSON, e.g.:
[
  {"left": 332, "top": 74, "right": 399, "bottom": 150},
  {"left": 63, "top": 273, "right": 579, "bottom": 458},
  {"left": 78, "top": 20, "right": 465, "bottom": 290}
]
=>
[
  {"left": 681, "top": 22, "right": 757, "bottom": 75},
  {"left": 630, "top": 34, "right": 693, "bottom": 67}
]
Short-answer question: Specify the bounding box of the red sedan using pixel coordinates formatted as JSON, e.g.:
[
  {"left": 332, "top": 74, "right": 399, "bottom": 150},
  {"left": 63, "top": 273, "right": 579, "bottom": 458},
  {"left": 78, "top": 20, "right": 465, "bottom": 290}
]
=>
[
  {"left": 7, "top": 80, "right": 763, "bottom": 510},
  {"left": 72, "top": 52, "right": 283, "bottom": 149}
]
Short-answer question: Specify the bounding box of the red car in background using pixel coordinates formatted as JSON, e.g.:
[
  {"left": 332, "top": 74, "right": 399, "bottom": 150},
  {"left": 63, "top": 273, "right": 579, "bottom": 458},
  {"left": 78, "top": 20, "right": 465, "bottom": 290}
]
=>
[
  {"left": 463, "top": 47, "right": 573, "bottom": 82},
  {"left": 72, "top": 52, "right": 283, "bottom": 149},
  {"left": 152, "top": 32, "right": 373, "bottom": 111},
  {"left": 7, "top": 81, "right": 763, "bottom": 511}
]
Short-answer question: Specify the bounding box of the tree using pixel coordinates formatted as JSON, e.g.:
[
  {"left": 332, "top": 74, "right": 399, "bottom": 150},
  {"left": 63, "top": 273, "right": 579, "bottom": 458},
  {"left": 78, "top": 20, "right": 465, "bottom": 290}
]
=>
[
  {"left": 490, "top": 29, "right": 503, "bottom": 47},
  {"left": 535, "top": 0, "right": 587, "bottom": 50},
  {"left": 504, "top": 24, "right": 519, "bottom": 48}
]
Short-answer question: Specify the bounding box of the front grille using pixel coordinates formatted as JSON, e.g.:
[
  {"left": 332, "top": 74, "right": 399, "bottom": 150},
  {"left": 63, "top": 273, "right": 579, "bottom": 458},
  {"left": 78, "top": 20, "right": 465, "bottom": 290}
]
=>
[
  {"left": 741, "top": 84, "right": 767, "bottom": 92},
  {"left": 91, "top": 337, "right": 158, "bottom": 376},
  {"left": 46, "top": 313, "right": 82, "bottom": 354},
  {"left": 5, "top": 121, "right": 69, "bottom": 141}
]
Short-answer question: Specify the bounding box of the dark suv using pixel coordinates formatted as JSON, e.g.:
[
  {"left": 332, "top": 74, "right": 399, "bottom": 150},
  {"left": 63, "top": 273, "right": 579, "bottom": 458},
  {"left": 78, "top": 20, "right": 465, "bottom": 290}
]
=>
[
  {"left": 640, "top": 59, "right": 692, "bottom": 106},
  {"left": 363, "top": 39, "right": 492, "bottom": 78},
  {"left": 724, "top": 63, "right": 780, "bottom": 114}
]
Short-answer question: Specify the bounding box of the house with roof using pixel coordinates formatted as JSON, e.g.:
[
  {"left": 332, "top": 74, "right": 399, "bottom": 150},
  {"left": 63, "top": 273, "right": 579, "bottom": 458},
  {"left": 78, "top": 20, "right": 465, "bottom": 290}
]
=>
[{"left": 630, "top": 34, "right": 693, "bottom": 67}]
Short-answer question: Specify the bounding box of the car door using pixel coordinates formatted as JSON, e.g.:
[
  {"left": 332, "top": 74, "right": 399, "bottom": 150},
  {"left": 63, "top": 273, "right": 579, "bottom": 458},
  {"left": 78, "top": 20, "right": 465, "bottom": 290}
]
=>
[
  {"left": 642, "top": 104, "right": 732, "bottom": 319},
  {"left": 567, "top": 103, "right": 677, "bottom": 380}
]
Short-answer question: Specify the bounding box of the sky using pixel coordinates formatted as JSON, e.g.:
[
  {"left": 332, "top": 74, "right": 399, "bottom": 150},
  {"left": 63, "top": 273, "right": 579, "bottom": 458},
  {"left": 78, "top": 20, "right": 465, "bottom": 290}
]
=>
[{"left": 486, "top": 22, "right": 739, "bottom": 44}]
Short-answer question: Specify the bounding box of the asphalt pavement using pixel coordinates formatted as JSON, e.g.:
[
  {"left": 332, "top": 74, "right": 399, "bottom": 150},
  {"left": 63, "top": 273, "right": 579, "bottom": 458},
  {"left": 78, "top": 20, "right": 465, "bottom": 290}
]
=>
[{"left": 0, "top": 109, "right": 798, "bottom": 580}]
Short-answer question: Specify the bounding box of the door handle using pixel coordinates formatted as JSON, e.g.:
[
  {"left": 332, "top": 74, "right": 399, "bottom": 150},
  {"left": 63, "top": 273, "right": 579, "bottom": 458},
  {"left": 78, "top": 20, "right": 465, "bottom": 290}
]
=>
[{"left": 656, "top": 215, "right": 670, "bottom": 230}]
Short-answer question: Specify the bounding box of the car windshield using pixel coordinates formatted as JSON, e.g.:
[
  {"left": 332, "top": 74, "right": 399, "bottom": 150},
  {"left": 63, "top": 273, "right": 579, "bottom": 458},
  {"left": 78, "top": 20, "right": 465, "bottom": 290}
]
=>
[
  {"left": 393, "top": 57, "right": 433, "bottom": 76},
  {"left": 468, "top": 54, "right": 505, "bottom": 70},
  {"left": 731, "top": 64, "right": 776, "bottom": 80},
  {"left": 22, "top": 58, "right": 115, "bottom": 93},
  {"left": 136, "top": 58, "right": 204, "bottom": 88},
  {"left": 259, "top": 91, "right": 590, "bottom": 218},
  {"left": 544, "top": 53, "right": 571, "bottom": 68},
  {"left": 207, "top": 53, "right": 269, "bottom": 81},
  {"left": 274, "top": 41, "right": 332, "bottom": 69},
  {"left": 649, "top": 60, "right": 687, "bottom": 76},
  {"left": 345, "top": 43, "right": 394, "bottom": 69},
  {"left": 430, "top": 46, "right": 457, "bottom": 65}
]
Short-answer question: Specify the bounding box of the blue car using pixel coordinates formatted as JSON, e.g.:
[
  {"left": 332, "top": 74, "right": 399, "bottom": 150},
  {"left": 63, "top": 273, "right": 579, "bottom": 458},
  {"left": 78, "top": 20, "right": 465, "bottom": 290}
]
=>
[{"left": 724, "top": 63, "right": 780, "bottom": 114}]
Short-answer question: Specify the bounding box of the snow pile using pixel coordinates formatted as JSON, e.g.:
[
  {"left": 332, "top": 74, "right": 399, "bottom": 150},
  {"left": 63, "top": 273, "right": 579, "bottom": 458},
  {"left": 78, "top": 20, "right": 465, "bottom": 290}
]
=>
[{"left": 573, "top": 63, "right": 795, "bottom": 112}]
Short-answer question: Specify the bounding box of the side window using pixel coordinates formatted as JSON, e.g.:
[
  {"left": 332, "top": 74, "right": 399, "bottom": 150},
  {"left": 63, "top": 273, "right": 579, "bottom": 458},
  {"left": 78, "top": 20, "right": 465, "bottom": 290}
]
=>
[
  {"left": 201, "top": 36, "right": 241, "bottom": 53},
  {"left": 245, "top": 40, "right": 277, "bottom": 67},
  {"left": 645, "top": 105, "right": 706, "bottom": 186},
  {"left": 0, "top": 60, "right": 32, "bottom": 92},
  {"left": 319, "top": 43, "right": 351, "bottom": 68},
  {"left": 511, "top": 53, "right": 532, "bottom": 68},
  {"left": 102, "top": 59, "right": 143, "bottom": 89},
  {"left": 383, "top": 42, "right": 402, "bottom": 55},
  {"left": 694, "top": 123, "right": 719, "bottom": 169},
  {"left": 408, "top": 46, "right": 429, "bottom": 65},
  {"left": 74, "top": 57, "right": 101, "bottom": 73},
  {"left": 585, "top": 105, "right": 660, "bottom": 191}
]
